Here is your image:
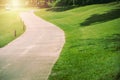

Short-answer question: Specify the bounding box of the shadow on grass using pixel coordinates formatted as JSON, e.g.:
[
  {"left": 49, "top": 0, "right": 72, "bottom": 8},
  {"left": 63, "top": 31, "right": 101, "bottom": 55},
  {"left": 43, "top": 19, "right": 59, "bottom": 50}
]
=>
[
  {"left": 80, "top": 8, "right": 120, "bottom": 26},
  {"left": 116, "top": 72, "right": 120, "bottom": 80},
  {"left": 46, "top": 6, "right": 78, "bottom": 12}
]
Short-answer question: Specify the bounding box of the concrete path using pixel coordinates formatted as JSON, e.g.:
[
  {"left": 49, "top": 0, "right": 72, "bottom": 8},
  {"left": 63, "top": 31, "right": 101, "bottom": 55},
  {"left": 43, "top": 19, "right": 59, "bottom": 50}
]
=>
[{"left": 0, "top": 11, "right": 65, "bottom": 80}]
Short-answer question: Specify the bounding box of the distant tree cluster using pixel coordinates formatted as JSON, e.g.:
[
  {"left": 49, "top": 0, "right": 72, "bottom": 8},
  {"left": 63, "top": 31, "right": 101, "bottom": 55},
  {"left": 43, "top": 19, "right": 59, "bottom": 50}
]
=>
[
  {"left": 1, "top": 0, "right": 119, "bottom": 7},
  {"left": 29, "top": 0, "right": 119, "bottom": 7},
  {"left": 52, "top": 0, "right": 120, "bottom": 6},
  {"left": 26, "top": 0, "right": 53, "bottom": 7}
]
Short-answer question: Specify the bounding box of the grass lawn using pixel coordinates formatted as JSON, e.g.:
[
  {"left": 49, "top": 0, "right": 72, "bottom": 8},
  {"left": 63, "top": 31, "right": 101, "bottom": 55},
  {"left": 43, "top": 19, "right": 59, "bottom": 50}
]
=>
[
  {"left": 0, "top": 8, "right": 25, "bottom": 47},
  {"left": 35, "top": 2, "right": 120, "bottom": 80}
]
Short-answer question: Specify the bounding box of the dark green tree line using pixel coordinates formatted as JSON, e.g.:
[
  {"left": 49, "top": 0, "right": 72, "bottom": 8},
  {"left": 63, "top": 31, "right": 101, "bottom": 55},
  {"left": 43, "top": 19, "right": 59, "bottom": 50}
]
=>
[{"left": 52, "top": 0, "right": 120, "bottom": 6}]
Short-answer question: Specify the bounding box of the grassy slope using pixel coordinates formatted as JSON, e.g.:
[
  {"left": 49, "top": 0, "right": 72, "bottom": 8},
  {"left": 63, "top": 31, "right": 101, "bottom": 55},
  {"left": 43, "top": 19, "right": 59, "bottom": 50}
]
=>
[
  {"left": 0, "top": 9, "right": 24, "bottom": 47},
  {"left": 35, "top": 2, "right": 120, "bottom": 80}
]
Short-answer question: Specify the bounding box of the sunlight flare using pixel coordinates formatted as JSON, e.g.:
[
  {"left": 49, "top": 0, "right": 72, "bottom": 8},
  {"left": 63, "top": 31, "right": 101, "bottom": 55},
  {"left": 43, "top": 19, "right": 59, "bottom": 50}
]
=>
[
  {"left": 5, "top": 0, "right": 22, "bottom": 10},
  {"left": 12, "top": 0, "right": 20, "bottom": 7}
]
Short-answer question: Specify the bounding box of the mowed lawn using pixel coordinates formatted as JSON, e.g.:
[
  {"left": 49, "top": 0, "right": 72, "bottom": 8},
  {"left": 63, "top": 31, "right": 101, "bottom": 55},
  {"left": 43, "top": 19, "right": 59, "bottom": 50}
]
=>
[
  {"left": 35, "top": 2, "right": 120, "bottom": 80},
  {"left": 0, "top": 8, "right": 24, "bottom": 47}
]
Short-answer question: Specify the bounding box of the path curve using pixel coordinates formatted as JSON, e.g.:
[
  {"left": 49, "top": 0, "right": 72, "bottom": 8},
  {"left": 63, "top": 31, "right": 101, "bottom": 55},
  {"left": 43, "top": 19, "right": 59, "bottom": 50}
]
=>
[{"left": 0, "top": 11, "right": 65, "bottom": 80}]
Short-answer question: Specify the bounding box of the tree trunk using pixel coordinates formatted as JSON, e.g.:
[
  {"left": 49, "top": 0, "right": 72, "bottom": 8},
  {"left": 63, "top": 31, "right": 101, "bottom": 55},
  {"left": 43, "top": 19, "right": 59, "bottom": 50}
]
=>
[
  {"left": 44, "top": 0, "right": 49, "bottom": 7},
  {"left": 73, "top": 0, "right": 75, "bottom": 6}
]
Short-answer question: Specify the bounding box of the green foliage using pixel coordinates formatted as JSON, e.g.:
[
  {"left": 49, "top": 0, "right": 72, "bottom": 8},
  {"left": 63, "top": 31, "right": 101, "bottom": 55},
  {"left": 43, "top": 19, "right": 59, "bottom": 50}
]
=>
[
  {"left": 35, "top": 2, "right": 120, "bottom": 80},
  {"left": 52, "top": 0, "right": 119, "bottom": 6}
]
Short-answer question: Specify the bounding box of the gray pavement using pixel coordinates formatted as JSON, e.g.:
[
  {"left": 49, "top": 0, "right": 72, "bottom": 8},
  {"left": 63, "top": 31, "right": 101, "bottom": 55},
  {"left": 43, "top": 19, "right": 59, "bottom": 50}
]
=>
[{"left": 0, "top": 11, "right": 65, "bottom": 80}]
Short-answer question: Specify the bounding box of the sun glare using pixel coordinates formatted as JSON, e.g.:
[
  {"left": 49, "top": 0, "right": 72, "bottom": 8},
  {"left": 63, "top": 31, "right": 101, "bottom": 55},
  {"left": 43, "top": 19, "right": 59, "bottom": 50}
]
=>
[
  {"left": 12, "top": 0, "right": 20, "bottom": 7},
  {"left": 6, "top": 0, "right": 22, "bottom": 10}
]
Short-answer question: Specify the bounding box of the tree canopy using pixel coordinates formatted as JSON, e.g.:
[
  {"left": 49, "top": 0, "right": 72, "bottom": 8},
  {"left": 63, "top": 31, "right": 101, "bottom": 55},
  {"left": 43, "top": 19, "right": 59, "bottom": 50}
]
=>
[
  {"left": 52, "top": 0, "right": 119, "bottom": 6},
  {"left": 0, "top": 0, "right": 119, "bottom": 7}
]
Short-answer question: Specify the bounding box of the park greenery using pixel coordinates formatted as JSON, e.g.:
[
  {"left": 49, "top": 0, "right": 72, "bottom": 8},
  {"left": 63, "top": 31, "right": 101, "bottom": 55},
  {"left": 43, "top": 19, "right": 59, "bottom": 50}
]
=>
[
  {"left": 0, "top": 0, "right": 120, "bottom": 80},
  {"left": 50, "top": 0, "right": 120, "bottom": 6},
  {"left": 0, "top": 9, "right": 24, "bottom": 47},
  {"left": 0, "top": 7, "right": 38, "bottom": 48},
  {"left": 1, "top": 0, "right": 119, "bottom": 7},
  {"left": 35, "top": 2, "right": 120, "bottom": 80}
]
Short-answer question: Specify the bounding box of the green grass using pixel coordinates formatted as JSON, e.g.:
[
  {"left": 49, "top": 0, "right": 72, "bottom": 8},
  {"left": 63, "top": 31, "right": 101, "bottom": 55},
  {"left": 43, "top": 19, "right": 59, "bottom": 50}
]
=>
[
  {"left": 35, "top": 2, "right": 120, "bottom": 80},
  {"left": 0, "top": 9, "right": 25, "bottom": 47},
  {"left": 0, "top": 6, "right": 39, "bottom": 48},
  {"left": 0, "top": 4, "right": 41, "bottom": 48}
]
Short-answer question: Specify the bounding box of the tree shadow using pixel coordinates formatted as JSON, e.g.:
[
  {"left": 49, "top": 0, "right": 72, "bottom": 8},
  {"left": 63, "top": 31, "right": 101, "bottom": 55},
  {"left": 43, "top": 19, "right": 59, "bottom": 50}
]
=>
[
  {"left": 116, "top": 72, "right": 120, "bottom": 80},
  {"left": 80, "top": 8, "right": 120, "bottom": 26},
  {"left": 105, "top": 34, "right": 120, "bottom": 52}
]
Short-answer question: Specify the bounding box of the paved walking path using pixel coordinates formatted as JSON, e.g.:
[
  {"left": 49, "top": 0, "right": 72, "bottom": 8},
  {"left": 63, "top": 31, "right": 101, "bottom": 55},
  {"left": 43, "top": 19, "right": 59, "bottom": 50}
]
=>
[{"left": 0, "top": 11, "right": 65, "bottom": 80}]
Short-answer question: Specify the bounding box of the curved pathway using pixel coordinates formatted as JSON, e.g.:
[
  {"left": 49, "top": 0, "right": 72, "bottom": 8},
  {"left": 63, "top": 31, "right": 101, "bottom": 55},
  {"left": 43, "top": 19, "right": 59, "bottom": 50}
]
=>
[{"left": 0, "top": 11, "right": 65, "bottom": 80}]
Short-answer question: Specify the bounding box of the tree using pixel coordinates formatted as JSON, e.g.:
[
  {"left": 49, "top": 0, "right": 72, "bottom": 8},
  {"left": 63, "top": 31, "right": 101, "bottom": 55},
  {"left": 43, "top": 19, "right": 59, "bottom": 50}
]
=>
[
  {"left": 73, "top": 0, "right": 75, "bottom": 5},
  {"left": 51, "top": 0, "right": 118, "bottom": 7},
  {"left": 116, "top": 0, "right": 120, "bottom": 3}
]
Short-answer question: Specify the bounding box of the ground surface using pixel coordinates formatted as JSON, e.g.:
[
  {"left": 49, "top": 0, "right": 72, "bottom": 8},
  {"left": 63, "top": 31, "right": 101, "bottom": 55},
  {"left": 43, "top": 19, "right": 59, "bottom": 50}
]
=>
[
  {"left": 0, "top": 11, "right": 65, "bottom": 80},
  {"left": 36, "top": 2, "right": 120, "bottom": 80}
]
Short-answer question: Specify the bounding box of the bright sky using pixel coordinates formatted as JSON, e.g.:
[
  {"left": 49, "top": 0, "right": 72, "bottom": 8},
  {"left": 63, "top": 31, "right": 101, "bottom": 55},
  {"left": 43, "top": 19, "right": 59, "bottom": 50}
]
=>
[
  {"left": 5, "top": 0, "right": 25, "bottom": 10},
  {"left": 12, "top": 0, "right": 20, "bottom": 7}
]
